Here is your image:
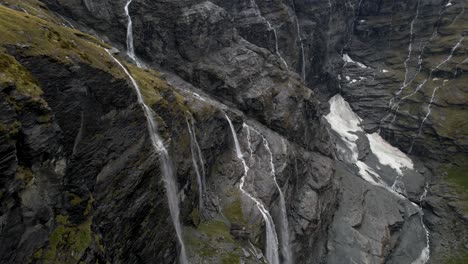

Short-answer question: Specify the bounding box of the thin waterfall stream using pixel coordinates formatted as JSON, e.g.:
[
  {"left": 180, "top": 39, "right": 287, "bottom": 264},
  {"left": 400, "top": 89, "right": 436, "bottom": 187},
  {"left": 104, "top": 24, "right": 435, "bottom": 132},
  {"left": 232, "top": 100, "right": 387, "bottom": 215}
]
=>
[
  {"left": 124, "top": 0, "right": 142, "bottom": 67},
  {"left": 250, "top": 0, "right": 288, "bottom": 70},
  {"left": 106, "top": 51, "right": 188, "bottom": 264},
  {"left": 120, "top": 1, "right": 188, "bottom": 262},
  {"left": 186, "top": 116, "right": 206, "bottom": 211},
  {"left": 224, "top": 114, "right": 280, "bottom": 264},
  {"left": 244, "top": 124, "right": 292, "bottom": 264}
]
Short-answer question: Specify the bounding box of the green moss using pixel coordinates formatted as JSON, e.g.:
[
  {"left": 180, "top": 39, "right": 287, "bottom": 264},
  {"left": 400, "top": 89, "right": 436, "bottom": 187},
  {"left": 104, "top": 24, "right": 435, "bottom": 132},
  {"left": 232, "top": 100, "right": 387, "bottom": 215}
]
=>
[
  {"left": 443, "top": 157, "right": 468, "bottom": 214},
  {"left": 431, "top": 106, "right": 468, "bottom": 139},
  {"left": 446, "top": 162, "right": 468, "bottom": 200},
  {"left": 445, "top": 252, "right": 468, "bottom": 264},
  {"left": 223, "top": 197, "right": 247, "bottom": 226},
  {"left": 190, "top": 207, "right": 201, "bottom": 226},
  {"left": 33, "top": 248, "right": 43, "bottom": 259},
  {"left": 94, "top": 234, "right": 105, "bottom": 253},
  {"left": 198, "top": 220, "right": 234, "bottom": 243},
  {"left": 221, "top": 251, "right": 241, "bottom": 264},
  {"left": 83, "top": 195, "right": 94, "bottom": 216},
  {"left": 15, "top": 165, "right": 33, "bottom": 183},
  {"left": 184, "top": 231, "right": 217, "bottom": 258},
  {"left": 0, "top": 5, "right": 123, "bottom": 78},
  {"left": 1, "top": 0, "right": 64, "bottom": 24},
  {"left": 0, "top": 53, "right": 42, "bottom": 97},
  {"left": 44, "top": 215, "right": 92, "bottom": 263},
  {"left": 56, "top": 214, "right": 69, "bottom": 225},
  {"left": 93, "top": 133, "right": 104, "bottom": 140},
  {"left": 37, "top": 115, "right": 52, "bottom": 123},
  {"left": 70, "top": 194, "right": 83, "bottom": 206}
]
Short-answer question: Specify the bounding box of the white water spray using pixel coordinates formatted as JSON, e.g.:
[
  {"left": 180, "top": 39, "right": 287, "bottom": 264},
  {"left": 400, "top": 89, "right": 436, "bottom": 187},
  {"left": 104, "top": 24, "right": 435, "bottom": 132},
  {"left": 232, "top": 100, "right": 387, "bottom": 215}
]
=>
[
  {"left": 224, "top": 114, "right": 280, "bottom": 264},
  {"left": 245, "top": 125, "right": 292, "bottom": 264},
  {"left": 106, "top": 51, "right": 188, "bottom": 264},
  {"left": 187, "top": 117, "right": 206, "bottom": 211},
  {"left": 402, "top": 0, "right": 421, "bottom": 87},
  {"left": 412, "top": 184, "right": 430, "bottom": 264},
  {"left": 124, "top": 0, "right": 143, "bottom": 67}
]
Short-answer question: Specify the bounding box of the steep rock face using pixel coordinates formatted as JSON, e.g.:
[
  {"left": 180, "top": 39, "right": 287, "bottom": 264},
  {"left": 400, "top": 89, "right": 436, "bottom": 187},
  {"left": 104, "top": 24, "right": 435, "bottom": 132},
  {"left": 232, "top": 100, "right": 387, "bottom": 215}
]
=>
[
  {"left": 0, "top": 3, "right": 340, "bottom": 264},
  {"left": 1, "top": 0, "right": 467, "bottom": 263}
]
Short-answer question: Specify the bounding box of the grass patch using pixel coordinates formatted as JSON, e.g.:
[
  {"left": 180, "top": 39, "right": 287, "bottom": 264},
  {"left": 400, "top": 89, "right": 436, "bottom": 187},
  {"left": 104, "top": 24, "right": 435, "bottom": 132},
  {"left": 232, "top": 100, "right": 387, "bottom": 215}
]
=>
[
  {"left": 221, "top": 251, "right": 241, "bottom": 264},
  {"left": 0, "top": 53, "right": 42, "bottom": 97},
  {"left": 43, "top": 215, "right": 92, "bottom": 263},
  {"left": 15, "top": 165, "right": 33, "bottom": 183},
  {"left": 0, "top": 5, "right": 118, "bottom": 77},
  {"left": 223, "top": 196, "right": 248, "bottom": 226},
  {"left": 431, "top": 106, "right": 468, "bottom": 140},
  {"left": 445, "top": 252, "right": 468, "bottom": 264},
  {"left": 446, "top": 163, "right": 468, "bottom": 195},
  {"left": 198, "top": 220, "right": 234, "bottom": 243}
]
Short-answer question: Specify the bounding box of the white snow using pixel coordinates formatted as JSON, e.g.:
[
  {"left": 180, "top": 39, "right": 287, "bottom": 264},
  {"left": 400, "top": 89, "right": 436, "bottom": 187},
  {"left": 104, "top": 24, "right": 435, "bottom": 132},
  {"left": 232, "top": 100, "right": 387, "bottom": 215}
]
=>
[
  {"left": 325, "top": 95, "right": 362, "bottom": 142},
  {"left": 343, "top": 54, "right": 368, "bottom": 68},
  {"left": 367, "top": 133, "right": 414, "bottom": 175},
  {"left": 325, "top": 95, "right": 414, "bottom": 188}
]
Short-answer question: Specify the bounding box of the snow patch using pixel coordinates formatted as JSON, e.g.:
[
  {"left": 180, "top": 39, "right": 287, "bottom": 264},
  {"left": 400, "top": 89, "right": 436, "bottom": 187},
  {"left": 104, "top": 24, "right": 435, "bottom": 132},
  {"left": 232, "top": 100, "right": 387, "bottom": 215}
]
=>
[
  {"left": 343, "top": 54, "right": 368, "bottom": 68},
  {"left": 367, "top": 133, "right": 414, "bottom": 175}
]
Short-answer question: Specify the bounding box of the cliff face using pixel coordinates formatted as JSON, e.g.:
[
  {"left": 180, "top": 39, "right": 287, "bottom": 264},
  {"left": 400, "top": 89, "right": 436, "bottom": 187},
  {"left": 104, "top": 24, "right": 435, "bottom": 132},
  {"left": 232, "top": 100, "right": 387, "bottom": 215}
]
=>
[{"left": 0, "top": 0, "right": 467, "bottom": 263}]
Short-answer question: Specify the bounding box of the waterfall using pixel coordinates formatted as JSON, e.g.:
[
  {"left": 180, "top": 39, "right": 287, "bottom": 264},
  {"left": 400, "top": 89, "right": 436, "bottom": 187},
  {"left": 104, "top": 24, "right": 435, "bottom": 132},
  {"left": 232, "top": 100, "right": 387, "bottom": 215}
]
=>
[
  {"left": 295, "top": 16, "right": 306, "bottom": 81},
  {"left": 381, "top": 36, "right": 464, "bottom": 126},
  {"left": 381, "top": 0, "right": 421, "bottom": 124},
  {"left": 106, "top": 50, "right": 188, "bottom": 264},
  {"left": 224, "top": 114, "right": 280, "bottom": 264},
  {"left": 412, "top": 184, "right": 430, "bottom": 264},
  {"left": 186, "top": 116, "right": 206, "bottom": 211},
  {"left": 403, "top": 36, "right": 463, "bottom": 101},
  {"left": 124, "top": 0, "right": 142, "bottom": 67},
  {"left": 402, "top": 0, "right": 421, "bottom": 87},
  {"left": 408, "top": 79, "right": 447, "bottom": 154},
  {"left": 244, "top": 124, "right": 292, "bottom": 264},
  {"left": 250, "top": 0, "right": 288, "bottom": 70}
]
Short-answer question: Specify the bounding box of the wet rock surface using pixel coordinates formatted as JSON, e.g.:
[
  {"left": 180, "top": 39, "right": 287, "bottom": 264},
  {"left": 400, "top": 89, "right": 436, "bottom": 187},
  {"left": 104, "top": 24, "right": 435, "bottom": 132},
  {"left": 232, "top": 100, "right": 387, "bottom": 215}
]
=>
[{"left": 0, "top": 0, "right": 467, "bottom": 263}]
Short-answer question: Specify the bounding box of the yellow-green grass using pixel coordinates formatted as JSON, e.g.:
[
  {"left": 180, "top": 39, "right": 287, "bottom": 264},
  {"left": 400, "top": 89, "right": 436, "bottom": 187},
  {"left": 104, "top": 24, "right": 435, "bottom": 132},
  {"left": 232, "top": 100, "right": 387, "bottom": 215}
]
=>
[{"left": 0, "top": 5, "right": 118, "bottom": 78}]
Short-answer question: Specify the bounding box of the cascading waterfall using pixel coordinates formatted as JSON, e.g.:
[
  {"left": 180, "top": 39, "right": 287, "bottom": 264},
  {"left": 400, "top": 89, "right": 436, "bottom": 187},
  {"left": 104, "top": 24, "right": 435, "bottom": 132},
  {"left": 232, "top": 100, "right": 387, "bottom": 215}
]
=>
[
  {"left": 380, "top": 36, "right": 464, "bottom": 126},
  {"left": 398, "top": 36, "right": 463, "bottom": 102},
  {"left": 186, "top": 116, "right": 206, "bottom": 211},
  {"left": 412, "top": 184, "right": 430, "bottom": 264},
  {"left": 382, "top": 0, "right": 452, "bottom": 124},
  {"left": 224, "top": 114, "right": 280, "bottom": 264},
  {"left": 250, "top": 0, "right": 288, "bottom": 70},
  {"left": 106, "top": 51, "right": 188, "bottom": 264},
  {"left": 244, "top": 124, "right": 292, "bottom": 264},
  {"left": 405, "top": 0, "right": 451, "bottom": 87},
  {"left": 380, "top": 0, "right": 422, "bottom": 126},
  {"left": 124, "top": 0, "right": 143, "bottom": 67},
  {"left": 401, "top": 0, "right": 421, "bottom": 87},
  {"left": 408, "top": 79, "right": 447, "bottom": 154}
]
